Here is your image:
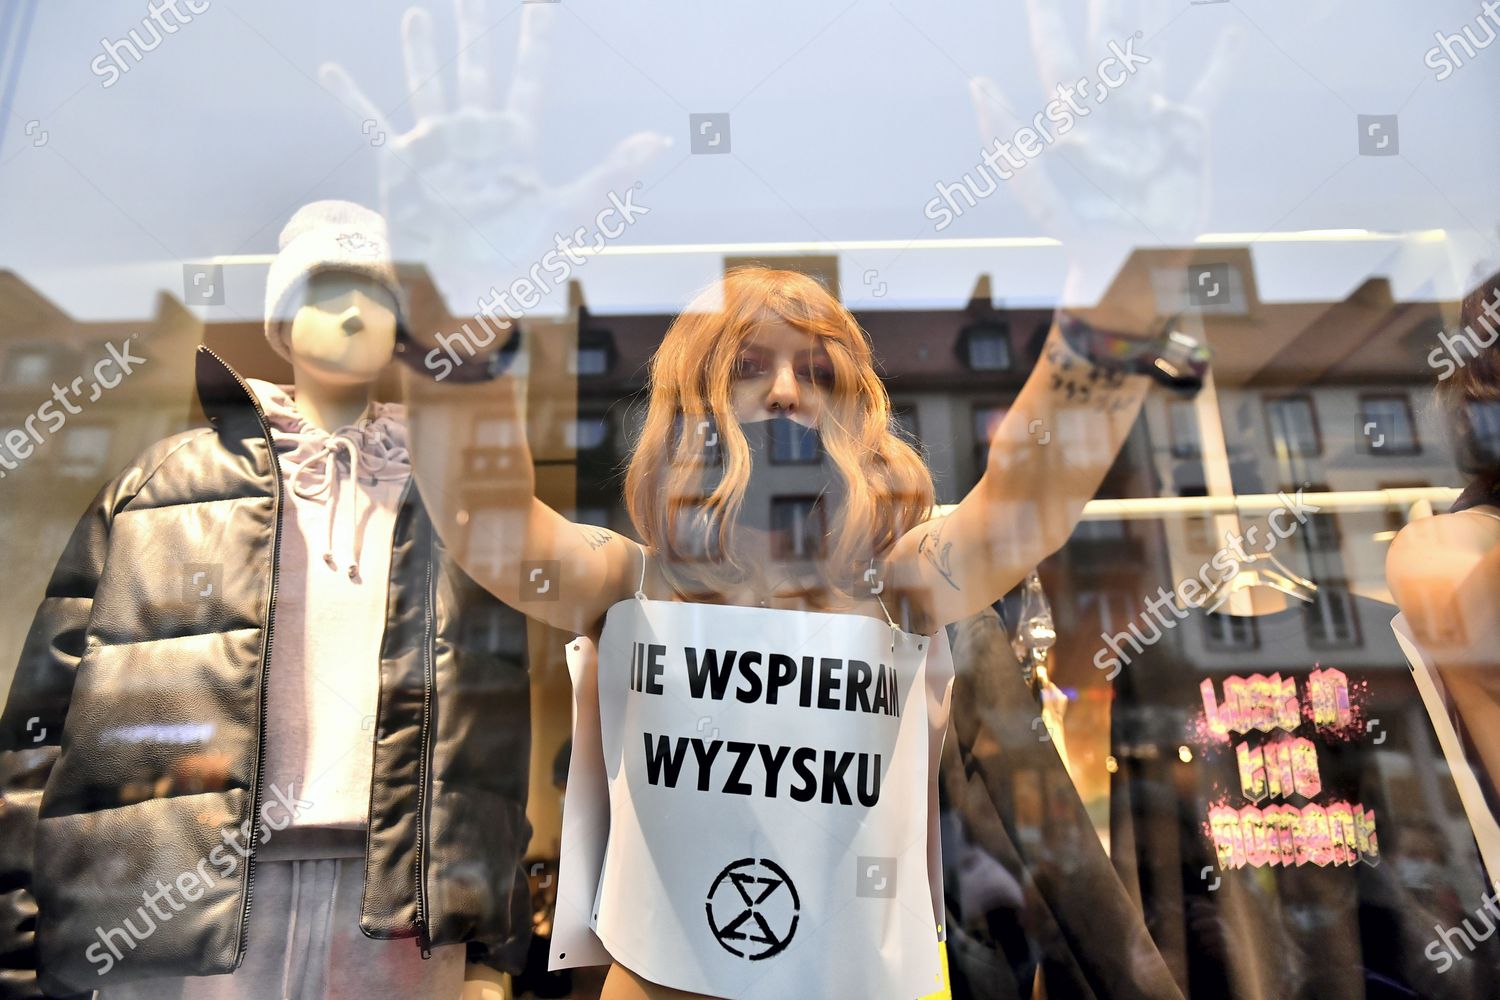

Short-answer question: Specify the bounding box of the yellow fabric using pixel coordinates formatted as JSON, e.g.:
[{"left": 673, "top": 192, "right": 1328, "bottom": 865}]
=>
[{"left": 918, "top": 940, "right": 952, "bottom": 1000}]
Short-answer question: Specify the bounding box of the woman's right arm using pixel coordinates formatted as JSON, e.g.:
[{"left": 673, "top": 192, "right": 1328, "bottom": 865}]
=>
[{"left": 400, "top": 355, "right": 641, "bottom": 638}]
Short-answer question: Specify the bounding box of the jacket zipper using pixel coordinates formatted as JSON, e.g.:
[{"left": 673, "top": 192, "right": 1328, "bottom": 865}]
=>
[
  {"left": 414, "top": 546, "right": 436, "bottom": 958},
  {"left": 360, "top": 475, "right": 415, "bottom": 942},
  {"left": 199, "top": 347, "right": 284, "bottom": 971}
]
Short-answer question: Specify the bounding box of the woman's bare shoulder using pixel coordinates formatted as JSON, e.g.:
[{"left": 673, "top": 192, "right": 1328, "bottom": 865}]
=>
[
  {"left": 1388, "top": 506, "right": 1500, "bottom": 590},
  {"left": 1392, "top": 507, "right": 1500, "bottom": 555}
]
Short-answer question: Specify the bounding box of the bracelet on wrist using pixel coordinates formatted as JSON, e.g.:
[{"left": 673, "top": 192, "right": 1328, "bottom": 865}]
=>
[
  {"left": 394, "top": 319, "right": 524, "bottom": 384},
  {"left": 1056, "top": 313, "right": 1210, "bottom": 397}
]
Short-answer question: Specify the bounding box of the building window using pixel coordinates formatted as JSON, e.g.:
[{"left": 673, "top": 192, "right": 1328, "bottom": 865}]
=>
[
  {"left": 475, "top": 417, "right": 520, "bottom": 448},
  {"left": 1073, "top": 517, "right": 1127, "bottom": 542},
  {"left": 571, "top": 328, "right": 616, "bottom": 377},
  {"left": 973, "top": 405, "right": 1008, "bottom": 472},
  {"left": 669, "top": 414, "right": 722, "bottom": 469},
  {"left": 1306, "top": 584, "right": 1360, "bottom": 648},
  {"left": 571, "top": 505, "right": 613, "bottom": 528},
  {"left": 462, "top": 508, "right": 509, "bottom": 579},
  {"left": 571, "top": 345, "right": 609, "bottom": 376},
  {"left": 56, "top": 426, "right": 112, "bottom": 478},
  {"left": 5, "top": 346, "right": 52, "bottom": 384},
  {"left": 1204, "top": 613, "right": 1259, "bottom": 653},
  {"left": 462, "top": 447, "right": 515, "bottom": 480},
  {"left": 958, "top": 323, "right": 1012, "bottom": 371},
  {"left": 973, "top": 405, "right": 1007, "bottom": 448},
  {"left": 1169, "top": 400, "right": 1202, "bottom": 459},
  {"left": 1184, "top": 514, "right": 1218, "bottom": 552},
  {"left": 1359, "top": 394, "right": 1419, "bottom": 456},
  {"left": 1290, "top": 481, "right": 1347, "bottom": 582},
  {"left": 568, "top": 413, "right": 612, "bottom": 452},
  {"left": 1264, "top": 395, "right": 1322, "bottom": 459},
  {"left": 1302, "top": 511, "right": 1341, "bottom": 550},
  {"left": 1466, "top": 401, "right": 1500, "bottom": 468},
  {"left": 1089, "top": 587, "right": 1138, "bottom": 637},
  {"left": 768, "top": 417, "right": 820, "bottom": 464},
  {"left": 670, "top": 508, "right": 714, "bottom": 564},
  {"left": 463, "top": 417, "right": 522, "bottom": 481},
  {"left": 770, "top": 495, "right": 827, "bottom": 559},
  {"left": 1378, "top": 480, "right": 1430, "bottom": 538},
  {"left": 891, "top": 404, "right": 920, "bottom": 448}
]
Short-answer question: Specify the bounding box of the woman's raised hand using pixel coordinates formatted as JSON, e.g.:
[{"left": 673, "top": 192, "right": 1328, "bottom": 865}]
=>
[{"left": 319, "top": 0, "right": 670, "bottom": 308}]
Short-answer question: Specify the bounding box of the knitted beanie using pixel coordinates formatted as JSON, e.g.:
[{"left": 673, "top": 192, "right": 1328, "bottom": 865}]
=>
[{"left": 263, "top": 200, "right": 404, "bottom": 361}]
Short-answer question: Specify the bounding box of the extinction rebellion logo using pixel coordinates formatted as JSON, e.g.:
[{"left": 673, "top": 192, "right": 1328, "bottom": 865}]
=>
[{"left": 705, "top": 858, "right": 800, "bottom": 960}]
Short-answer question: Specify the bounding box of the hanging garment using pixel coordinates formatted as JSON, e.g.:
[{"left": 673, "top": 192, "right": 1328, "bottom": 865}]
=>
[
  {"left": 940, "top": 607, "right": 1185, "bottom": 1000},
  {"left": 551, "top": 592, "right": 955, "bottom": 999},
  {"left": 1109, "top": 593, "right": 1500, "bottom": 999}
]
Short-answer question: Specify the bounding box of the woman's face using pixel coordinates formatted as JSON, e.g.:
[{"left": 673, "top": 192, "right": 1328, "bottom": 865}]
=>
[{"left": 728, "top": 319, "right": 835, "bottom": 428}]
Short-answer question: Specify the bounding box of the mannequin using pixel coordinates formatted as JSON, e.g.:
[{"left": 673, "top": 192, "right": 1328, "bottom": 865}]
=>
[
  {"left": 277, "top": 256, "right": 510, "bottom": 1000},
  {"left": 0, "top": 201, "right": 532, "bottom": 999}
]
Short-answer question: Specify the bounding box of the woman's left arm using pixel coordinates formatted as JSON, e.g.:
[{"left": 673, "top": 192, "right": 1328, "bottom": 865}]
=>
[{"left": 887, "top": 317, "right": 1153, "bottom": 630}]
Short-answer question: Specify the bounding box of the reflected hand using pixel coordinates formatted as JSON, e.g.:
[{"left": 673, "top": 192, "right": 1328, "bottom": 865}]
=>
[
  {"left": 969, "top": 0, "right": 1240, "bottom": 292},
  {"left": 320, "top": 0, "right": 671, "bottom": 308}
]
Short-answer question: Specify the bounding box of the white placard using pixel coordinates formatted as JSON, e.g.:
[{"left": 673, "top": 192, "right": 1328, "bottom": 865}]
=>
[{"left": 552, "top": 597, "right": 954, "bottom": 999}]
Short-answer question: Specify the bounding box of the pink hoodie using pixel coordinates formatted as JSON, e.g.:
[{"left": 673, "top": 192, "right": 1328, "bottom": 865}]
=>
[{"left": 248, "top": 379, "right": 411, "bottom": 832}]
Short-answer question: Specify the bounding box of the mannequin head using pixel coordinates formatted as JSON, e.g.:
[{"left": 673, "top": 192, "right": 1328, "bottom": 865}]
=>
[
  {"left": 261, "top": 200, "right": 405, "bottom": 432},
  {"left": 286, "top": 270, "right": 399, "bottom": 387},
  {"left": 624, "top": 265, "right": 934, "bottom": 595}
]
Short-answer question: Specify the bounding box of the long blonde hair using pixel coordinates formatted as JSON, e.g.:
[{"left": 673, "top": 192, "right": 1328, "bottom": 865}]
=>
[{"left": 624, "top": 266, "right": 934, "bottom": 599}]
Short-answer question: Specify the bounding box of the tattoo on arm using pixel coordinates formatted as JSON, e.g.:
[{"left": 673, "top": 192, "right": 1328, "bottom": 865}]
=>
[
  {"left": 917, "top": 518, "right": 961, "bottom": 592},
  {"left": 1043, "top": 340, "right": 1135, "bottom": 415},
  {"left": 579, "top": 526, "right": 614, "bottom": 551}
]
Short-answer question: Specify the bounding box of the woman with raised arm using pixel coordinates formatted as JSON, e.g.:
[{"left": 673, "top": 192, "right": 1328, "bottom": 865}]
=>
[{"left": 400, "top": 264, "right": 1203, "bottom": 1000}]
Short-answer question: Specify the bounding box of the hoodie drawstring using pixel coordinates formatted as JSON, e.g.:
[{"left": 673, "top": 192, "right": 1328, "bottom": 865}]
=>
[{"left": 287, "top": 429, "right": 408, "bottom": 580}]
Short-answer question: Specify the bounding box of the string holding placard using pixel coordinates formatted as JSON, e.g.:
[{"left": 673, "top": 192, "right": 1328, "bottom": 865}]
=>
[{"left": 868, "top": 556, "right": 900, "bottom": 656}]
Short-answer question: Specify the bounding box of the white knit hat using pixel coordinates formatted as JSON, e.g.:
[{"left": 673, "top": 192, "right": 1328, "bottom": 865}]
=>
[{"left": 263, "top": 200, "right": 404, "bottom": 361}]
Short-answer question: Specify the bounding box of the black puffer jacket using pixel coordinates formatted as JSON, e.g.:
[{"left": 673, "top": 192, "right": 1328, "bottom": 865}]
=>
[{"left": 0, "top": 347, "right": 533, "bottom": 997}]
